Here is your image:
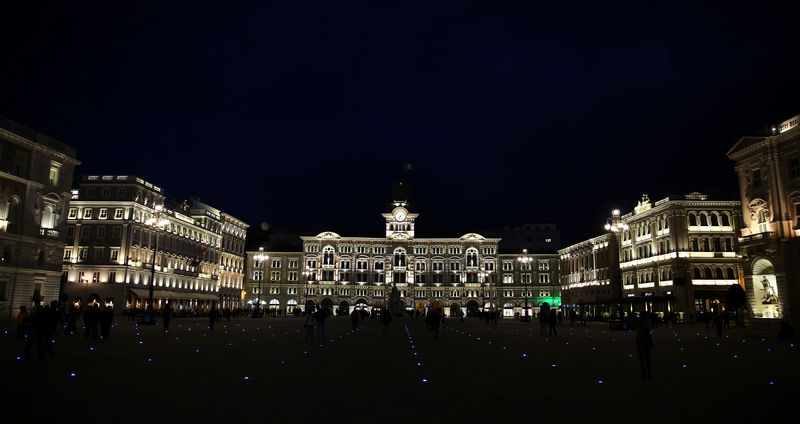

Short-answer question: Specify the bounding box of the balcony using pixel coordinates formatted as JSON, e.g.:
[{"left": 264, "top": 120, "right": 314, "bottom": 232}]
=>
[
  {"left": 39, "top": 228, "right": 60, "bottom": 239},
  {"left": 738, "top": 232, "right": 776, "bottom": 243}
]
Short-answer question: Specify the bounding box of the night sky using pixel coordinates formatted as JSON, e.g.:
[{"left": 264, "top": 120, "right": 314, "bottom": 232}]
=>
[{"left": 3, "top": 1, "right": 800, "bottom": 245}]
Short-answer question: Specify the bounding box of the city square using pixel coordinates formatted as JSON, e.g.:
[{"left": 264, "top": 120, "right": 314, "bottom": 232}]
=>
[
  {"left": 3, "top": 3, "right": 800, "bottom": 422},
  {"left": 3, "top": 315, "right": 796, "bottom": 421}
]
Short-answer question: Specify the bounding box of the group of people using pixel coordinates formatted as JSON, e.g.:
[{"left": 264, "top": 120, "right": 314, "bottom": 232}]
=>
[{"left": 15, "top": 299, "right": 114, "bottom": 359}]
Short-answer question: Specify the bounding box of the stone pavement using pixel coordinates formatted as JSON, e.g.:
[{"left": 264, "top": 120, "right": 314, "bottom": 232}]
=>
[{"left": 3, "top": 316, "right": 797, "bottom": 422}]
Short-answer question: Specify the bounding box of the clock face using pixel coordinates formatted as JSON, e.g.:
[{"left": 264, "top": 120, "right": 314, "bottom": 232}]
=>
[{"left": 395, "top": 211, "right": 406, "bottom": 222}]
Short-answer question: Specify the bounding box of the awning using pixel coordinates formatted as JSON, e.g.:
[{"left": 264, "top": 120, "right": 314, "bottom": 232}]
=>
[{"left": 128, "top": 288, "right": 219, "bottom": 301}]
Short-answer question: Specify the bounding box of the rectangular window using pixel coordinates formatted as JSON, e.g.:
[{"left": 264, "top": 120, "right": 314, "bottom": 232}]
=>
[
  {"left": 252, "top": 270, "right": 263, "bottom": 280},
  {"left": 538, "top": 262, "right": 550, "bottom": 271},
  {"left": 94, "top": 248, "right": 104, "bottom": 261},
  {"left": 484, "top": 262, "right": 495, "bottom": 271},
  {"left": 306, "top": 260, "right": 317, "bottom": 269},
  {"left": 83, "top": 208, "right": 93, "bottom": 219},
  {"left": 108, "top": 271, "right": 116, "bottom": 283},
  {"left": 289, "top": 260, "right": 298, "bottom": 268},
  {"left": 432, "top": 262, "right": 443, "bottom": 271},
  {"left": 374, "top": 262, "right": 384, "bottom": 270},
  {"left": 521, "top": 274, "right": 531, "bottom": 283},
  {"left": 269, "top": 287, "right": 280, "bottom": 294},
  {"left": 539, "top": 273, "right": 550, "bottom": 283},
  {"left": 97, "top": 226, "right": 106, "bottom": 238},
  {"left": 68, "top": 208, "right": 77, "bottom": 219},
  {"left": 449, "top": 262, "right": 460, "bottom": 271},
  {"left": 79, "top": 249, "right": 88, "bottom": 260},
  {"left": 49, "top": 162, "right": 61, "bottom": 186},
  {"left": 415, "top": 262, "right": 426, "bottom": 271},
  {"left": 99, "top": 208, "right": 108, "bottom": 219},
  {"left": 357, "top": 260, "right": 368, "bottom": 270},
  {"left": 375, "top": 273, "right": 385, "bottom": 283},
  {"left": 340, "top": 260, "right": 350, "bottom": 269},
  {"left": 416, "top": 274, "right": 426, "bottom": 284},
  {"left": 340, "top": 272, "right": 351, "bottom": 282},
  {"left": 271, "top": 259, "right": 281, "bottom": 268},
  {"left": 270, "top": 271, "right": 281, "bottom": 281},
  {"left": 322, "top": 270, "right": 334, "bottom": 281},
  {"left": 110, "top": 249, "right": 119, "bottom": 261},
  {"left": 503, "top": 261, "right": 514, "bottom": 271},
  {"left": 64, "top": 248, "right": 72, "bottom": 260},
  {"left": 503, "top": 274, "right": 513, "bottom": 284},
  {"left": 288, "top": 271, "right": 298, "bottom": 281},
  {"left": 114, "top": 208, "right": 124, "bottom": 219},
  {"left": 92, "top": 272, "right": 100, "bottom": 283}
]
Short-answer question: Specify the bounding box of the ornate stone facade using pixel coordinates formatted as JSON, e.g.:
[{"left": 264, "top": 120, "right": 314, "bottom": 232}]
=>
[
  {"left": 728, "top": 112, "right": 800, "bottom": 322},
  {"left": 0, "top": 115, "right": 79, "bottom": 317},
  {"left": 245, "top": 203, "right": 559, "bottom": 317}
]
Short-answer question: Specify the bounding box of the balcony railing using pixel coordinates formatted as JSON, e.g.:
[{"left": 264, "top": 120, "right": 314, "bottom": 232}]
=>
[
  {"left": 738, "top": 232, "right": 776, "bottom": 243},
  {"left": 39, "top": 228, "right": 60, "bottom": 239}
]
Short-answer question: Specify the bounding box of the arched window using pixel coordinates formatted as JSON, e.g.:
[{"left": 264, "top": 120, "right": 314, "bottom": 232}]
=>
[
  {"left": 711, "top": 213, "right": 720, "bottom": 226},
  {"left": 704, "top": 267, "right": 713, "bottom": 279},
  {"left": 689, "top": 214, "right": 698, "bottom": 227},
  {"left": 722, "top": 213, "right": 731, "bottom": 226},
  {"left": 322, "top": 246, "right": 335, "bottom": 266},
  {"left": 727, "top": 268, "right": 735, "bottom": 279},
  {"left": 693, "top": 268, "right": 702, "bottom": 279},
  {"left": 466, "top": 248, "right": 478, "bottom": 267},
  {"left": 715, "top": 268, "right": 724, "bottom": 279},
  {"left": 700, "top": 214, "right": 709, "bottom": 226},
  {"left": 393, "top": 248, "right": 406, "bottom": 267},
  {"left": 664, "top": 218, "right": 669, "bottom": 229}
]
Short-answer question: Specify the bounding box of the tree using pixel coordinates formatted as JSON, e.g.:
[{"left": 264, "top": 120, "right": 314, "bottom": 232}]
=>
[{"left": 727, "top": 284, "right": 747, "bottom": 326}]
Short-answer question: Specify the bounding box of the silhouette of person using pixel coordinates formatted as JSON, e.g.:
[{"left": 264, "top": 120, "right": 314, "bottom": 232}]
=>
[
  {"left": 162, "top": 301, "right": 172, "bottom": 332},
  {"left": 548, "top": 309, "right": 558, "bottom": 336},
  {"left": 16, "top": 306, "right": 28, "bottom": 342},
  {"left": 636, "top": 314, "right": 654, "bottom": 379},
  {"left": 100, "top": 304, "right": 113, "bottom": 338}
]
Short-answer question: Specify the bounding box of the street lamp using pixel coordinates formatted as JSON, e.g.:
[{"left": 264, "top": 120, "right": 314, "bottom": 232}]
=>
[
  {"left": 518, "top": 248, "right": 533, "bottom": 322},
  {"left": 144, "top": 204, "right": 170, "bottom": 324},
  {"left": 605, "top": 209, "right": 629, "bottom": 320},
  {"left": 253, "top": 247, "right": 268, "bottom": 317}
]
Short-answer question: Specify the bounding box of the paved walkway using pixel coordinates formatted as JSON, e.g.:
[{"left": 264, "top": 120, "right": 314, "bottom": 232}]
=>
[{"left": 4, "top": 316, "right": 797, "bottom": 422}]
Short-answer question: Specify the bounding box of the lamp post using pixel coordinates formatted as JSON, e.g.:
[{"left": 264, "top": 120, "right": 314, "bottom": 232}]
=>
[
  {"left": 604, "top": 209, "right": 629, "bottom": 319},
  {"left": 253, "top": 247, "right": 268, "bottom": 317},
  {"left": 518, "top": 248, "right": 532, "bottom": 322},
  {"left": 144, "top": 204, "right": 170, "bottom": 324},
  {"left": 303, "top": 268, "right": 313, "bottom": 314}
]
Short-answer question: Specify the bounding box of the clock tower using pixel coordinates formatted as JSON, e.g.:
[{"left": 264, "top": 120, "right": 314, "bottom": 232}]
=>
[{"left": 382, "top": 202, "right": 418, "bottom": 238}]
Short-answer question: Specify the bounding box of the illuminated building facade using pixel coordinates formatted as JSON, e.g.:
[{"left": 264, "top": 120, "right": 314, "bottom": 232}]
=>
[
  {"left": 0, "top": 116, "right": 79, "bottom": 317},
  {"left": 189, "top": 198, "right": 248, "bottom": 309},
  {"left": 61, "top": 175, "right": 245, "bottom": 312},
  {"left": 558, "top": 232, "right": 621, "bottom": 318},
  {"left": 560, "top": 193, "right": 741, "bottom": 320},
  {"left": 728, "top": 112, "right": 800, "bottom": 322},
  {"left": 244, "top": 203, "right": 560, "bottom": 317}
]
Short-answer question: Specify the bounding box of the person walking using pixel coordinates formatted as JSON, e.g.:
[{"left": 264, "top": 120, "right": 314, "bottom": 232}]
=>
[
  {"left": 539, "top": 307, "right": 549, "bottom": 336},
  {"left": 350, "top": 308, "right": 360, "bottom": 331},
  {"left": 636, "top": 315, "right": 654, "bottom": 379},
  {"left": 100, "top": 304, "right": 113, "bottom": 339},
  {"left": 430, "top": 308, "right": 441, "bottom": 339},
  {"left": 713, "top": 310, "right": 724, "bottom": 337},
  {"left": 303, "top": 312, "right": 315, "bottom": 344},
  {"left": 382, "top": 308, "right": 392, "bottom": 336},
  {"left": 209, "top": 304, "right": 220, "bottom": 330},
  {"left": 162, "top": 301, "right": 172, "bottom": 332},
  {"left": 315, "top": 307, "right": 328, "bottom": 341},
  {"left": 16, "top": 306, "right": 28, "bottom": 342},
  {"left": 548, "top": 308, "right": 558, "bottom": 336}
]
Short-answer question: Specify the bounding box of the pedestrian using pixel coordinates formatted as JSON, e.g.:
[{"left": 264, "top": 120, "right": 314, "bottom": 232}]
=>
[
  {"left": 430, "top": 308, "right": 441, "bottom": 339},
  {"left": 539, "top": 307, "right": 549, "bottom": 336},
  {"left": 16, "top": 306, "right": 28, "bottom": 342},
  {"left": 303, "top": 312, "right": 315, "bottom": 344},
  {"left": 350, "top": 308, "right": 360, "bottom": 331},
  {"left": 162, "top": 301, "right": 172, "bottom": 332},
  {"left": 548, "top": 309, "right": 558, "bottom": 336},
  {"left": 65, "top": 302, "right": 78, "bottom": 335},
  {"left": 315, "top": 307, "right": 328, "bottom": 341},
  {"left": 24, "top": 304, "right": 44, "bottom": 359},
  {"left": 713, "top": 311, "right": 723, "bottom": 337},
  {"left": 209, "top": 304, "right": 220, "bottom": 330},
  {"left": 636, "top": 315, "right": 654, "bottom": 379},
  {"left": 85, "top": 301, "right": 99, "bottom": 339},
  {"left": 100, "top": 304, "right": 113, "bottom": 338},
  {"left": 42, "top": 301, "right": 58, "bottom": 357},
  {"left": 382, "top": 308, "right": 392, "bottom": 336}
]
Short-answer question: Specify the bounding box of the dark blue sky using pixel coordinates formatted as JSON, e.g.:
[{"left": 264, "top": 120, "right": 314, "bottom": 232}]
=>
[{"left": 3, "top": 1, "right": 800, "bottom": 245}]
